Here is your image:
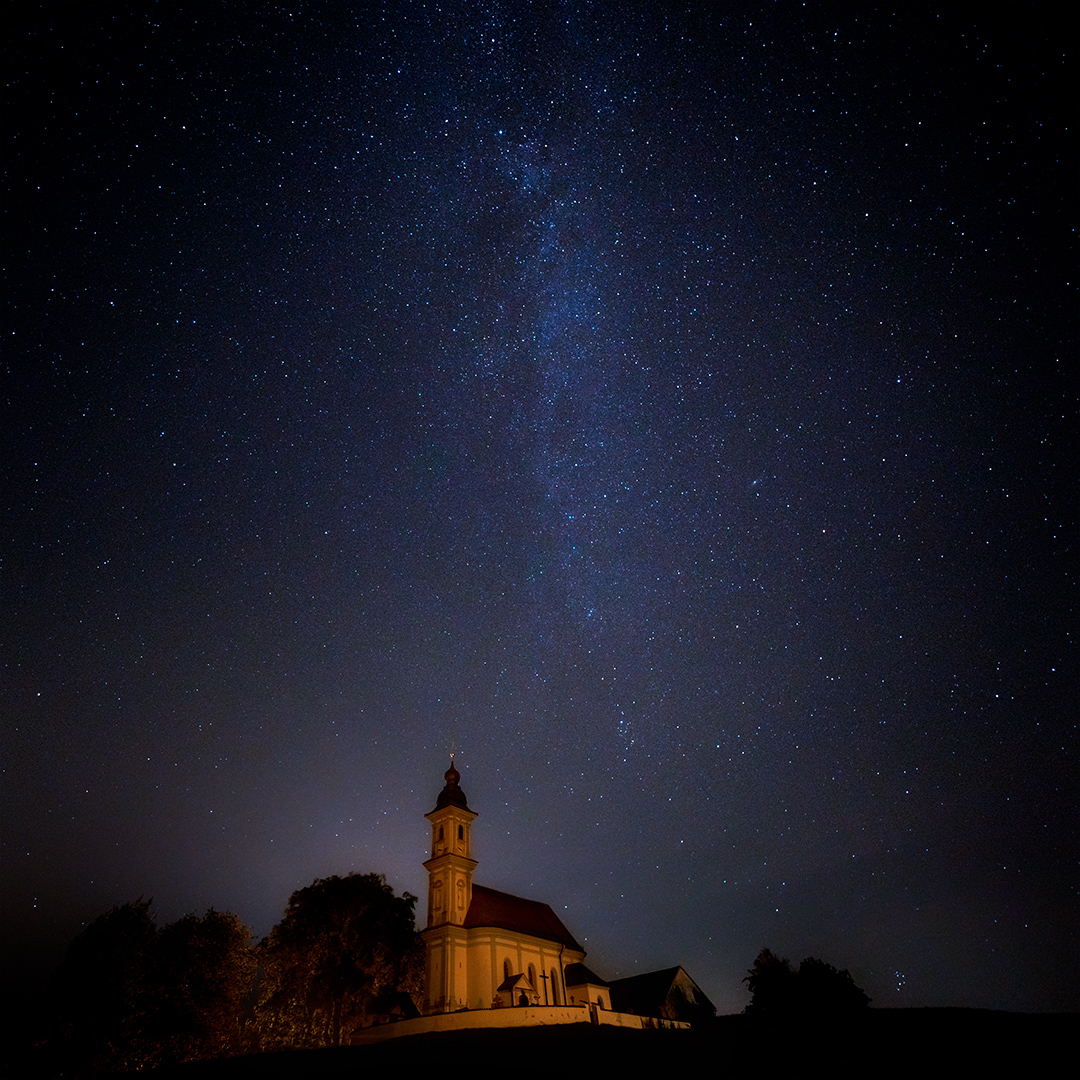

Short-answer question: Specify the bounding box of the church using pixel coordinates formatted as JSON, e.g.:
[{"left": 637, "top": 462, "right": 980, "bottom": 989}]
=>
[
  {"left": 410, "top": 760, "right": 714, "bottom": 1027},
  {"left": 420, "top": 759, "right": 608, "bottom": 1013}
]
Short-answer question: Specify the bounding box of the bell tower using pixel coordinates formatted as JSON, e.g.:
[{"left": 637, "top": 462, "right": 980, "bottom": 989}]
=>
[
  {"left": 420, "top": 758, "right": 477, "bottom": 1012},
  {"left": 423, "top": 757, "right": 478, "bottom": 926}
]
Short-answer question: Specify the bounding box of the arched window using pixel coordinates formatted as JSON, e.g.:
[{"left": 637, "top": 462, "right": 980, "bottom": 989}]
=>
[
  {"left": 503, "top": 958, "right": 512, "bottom": 981},
  {"left": 550, "top": 968, "right": 560, "bottom": 1005},
  {"left": 438, "top": 826, "right": 444, "bottom": 840},
  {"left": 458, "top": 824, "right": 463, "bottom": 840}
]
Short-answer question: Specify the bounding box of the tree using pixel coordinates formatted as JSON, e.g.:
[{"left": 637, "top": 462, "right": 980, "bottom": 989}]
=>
[
  {"left": 148, "top": 909, "right": 257, "bottom": 1064},
  {"left": 744, "top": 947, "right": 870, "bottom": 1017},
  {"left": 256, "top": 873, "right": 422, "bottom": 1049},
  {"left": 797, "top": 956, "right": 871, "bottom": 1014},
  {"left": 743, "top": 948, "right": 799, "bottom": 1016},
  {"left": 47, "top": 901, "right": 257, "bottom": 1072},
  {"left": 48, "top": 898, "right": 159, "bottom": 1073}
]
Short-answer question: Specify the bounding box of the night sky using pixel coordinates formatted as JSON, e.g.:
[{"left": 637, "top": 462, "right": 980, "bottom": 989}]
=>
[{"left": 3, "top": 3, "right": 1075, "bottom": 1016}]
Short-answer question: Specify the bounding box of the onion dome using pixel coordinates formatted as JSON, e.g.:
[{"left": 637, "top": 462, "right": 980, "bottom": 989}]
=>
[{"left": 434, "top": 758, "right": 470, "bottom": 810}]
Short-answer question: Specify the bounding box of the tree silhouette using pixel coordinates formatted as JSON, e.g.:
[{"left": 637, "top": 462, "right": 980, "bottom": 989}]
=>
[
  {"left": 743, "top": 948, "right": 799, "bottom": 1016},
  {"left": 256, "top": 873, "right": 422, "bottom": 1049},
  {"left": 48, "top": 899, "right": 159, "bottom": 1072},
  {"left": 744, "top": 947, "right": 870, "bottom": 1017},
  {"left": 148, "top": 909, "right": 256, "bottom": 1064},
  {"left": 46, "top": 875, "right": 419, "bottom": 1065},
  {"left": 798, "top": 955, "right": 871, "bottom": 1015},
  {"left": 47, "top": 901, "right": 257, "bottom": 1072}
]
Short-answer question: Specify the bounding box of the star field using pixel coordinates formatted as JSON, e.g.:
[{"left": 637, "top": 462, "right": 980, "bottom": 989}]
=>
[{"left": 3, "top": 3, "right": 1075, "bottom": 1015}]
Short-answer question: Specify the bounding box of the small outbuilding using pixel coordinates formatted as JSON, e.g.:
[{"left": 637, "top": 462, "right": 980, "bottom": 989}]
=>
[
  {"left": 608, "top": 966, "right": 716, "bottom": 1026},
  {"left": 495, "top": 972, "right": 540, "bottom": 1008},
  {"left": 564, "top": 962, "right": 611, "bottom": 1010}
]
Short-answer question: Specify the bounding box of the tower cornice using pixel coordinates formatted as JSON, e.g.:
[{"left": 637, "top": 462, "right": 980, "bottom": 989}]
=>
[{"left": 422, "top": 851, "right": 478, "bottom": 874}]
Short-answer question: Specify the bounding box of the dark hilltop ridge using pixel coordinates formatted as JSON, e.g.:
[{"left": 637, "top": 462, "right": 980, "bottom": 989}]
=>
[{"left": 127, "top": 1009, "right": 1074, "bottom": 1080}]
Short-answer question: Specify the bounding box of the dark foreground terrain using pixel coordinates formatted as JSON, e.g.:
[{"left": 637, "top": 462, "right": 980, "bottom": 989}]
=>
[
  {"left": 6, "top": 1010, "right": 1074, "bottom": 1078},
  {"left": 158, "top": 1010, "right": 1074, "bottom": 1079}
]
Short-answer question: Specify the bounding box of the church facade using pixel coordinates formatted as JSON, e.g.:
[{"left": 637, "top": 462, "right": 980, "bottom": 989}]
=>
[
  {"left": 420, "top": 761, "right": 592, "bottom": 1013},
  {"left": 353, "top": 761, "right": 714, "bottom": 1042}
]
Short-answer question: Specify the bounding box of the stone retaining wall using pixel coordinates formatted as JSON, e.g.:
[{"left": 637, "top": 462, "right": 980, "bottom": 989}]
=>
[{"left": 351, "top": 1004, "right": 688, "bottom": 1045}]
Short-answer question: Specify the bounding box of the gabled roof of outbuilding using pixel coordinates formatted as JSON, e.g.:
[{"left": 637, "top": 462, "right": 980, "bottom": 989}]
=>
[
  {"left": 608, "top": 965, "right": 716, "bottom": 1021},
  {"left": 608, "top": 965, "right": 683, "bottom": 1006},
  {"left": 463, "top": 884, "right": 583, "bottom": 951},
  {"left": 564, "top": 962, "right": 609, "bottom": 988}
]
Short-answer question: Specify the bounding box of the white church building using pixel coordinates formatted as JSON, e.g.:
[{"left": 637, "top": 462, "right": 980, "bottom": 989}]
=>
[
  {"left": 353, "top": 761, "right": 713, "bottom": 1043},
  {"left": 421, "top": 759, "right": 608, "bottom": 1014}
]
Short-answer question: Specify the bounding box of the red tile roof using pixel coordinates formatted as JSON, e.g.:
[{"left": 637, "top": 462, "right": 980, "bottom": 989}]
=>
[{"left": 463, "top": 884, "right": 583, "bottom": 951}]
